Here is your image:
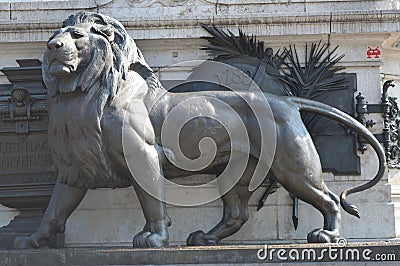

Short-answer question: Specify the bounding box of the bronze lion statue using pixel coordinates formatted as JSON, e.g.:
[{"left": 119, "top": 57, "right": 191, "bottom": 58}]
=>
[{"left": 15, "top": 12, "right": 385, "bottom": 248}]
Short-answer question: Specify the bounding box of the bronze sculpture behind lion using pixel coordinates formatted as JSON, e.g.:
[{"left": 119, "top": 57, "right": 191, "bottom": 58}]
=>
[{"left": 14, "top": 12, "right": 385, "bottom": 249}]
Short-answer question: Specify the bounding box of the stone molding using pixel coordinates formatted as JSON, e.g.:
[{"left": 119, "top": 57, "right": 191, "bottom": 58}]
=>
[
  {"left": 0, "top": 10, "right": 398, "bottom": 42},
  {"left": 127, "top": 0, "right": 190, "bottom": 7}
]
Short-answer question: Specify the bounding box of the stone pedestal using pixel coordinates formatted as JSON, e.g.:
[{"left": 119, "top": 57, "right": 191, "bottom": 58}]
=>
[
  {"left": 1, "top": 242, "right": 400, "bottom": 265},
  {"left": 0, "top": 211, "right": 41, "bottom": 249},
  {"left": 0, "top": 210, "right": 64, "bottom": 249},
  {"left": 0, "top": 60, "right": 60, "bottom": 248}
]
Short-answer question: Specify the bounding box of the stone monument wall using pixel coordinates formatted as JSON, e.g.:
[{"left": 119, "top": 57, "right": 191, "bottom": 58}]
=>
[{"left": 0, "top": 0, "right": 399, "bottom": 247}]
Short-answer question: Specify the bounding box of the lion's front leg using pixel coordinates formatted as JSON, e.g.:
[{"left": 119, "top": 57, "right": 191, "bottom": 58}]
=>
[
  {"left": 123, "top": 128, "right": 170, "bottom": 248},
  {"left": 14, "top": 180, "right": 87, "bottom": 249},
  {"left": 132, "top": 183, "right": 170, "bottom": 248}
]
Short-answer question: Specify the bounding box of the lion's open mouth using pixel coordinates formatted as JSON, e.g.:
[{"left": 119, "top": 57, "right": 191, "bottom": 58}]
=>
[{"left": 49, "top": 60, "right": 78, "bottom": 75}]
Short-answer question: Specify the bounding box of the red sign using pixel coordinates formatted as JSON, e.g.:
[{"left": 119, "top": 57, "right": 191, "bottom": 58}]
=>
[{"left": 367, "top": 46, "right": 381, "bottom": 59}]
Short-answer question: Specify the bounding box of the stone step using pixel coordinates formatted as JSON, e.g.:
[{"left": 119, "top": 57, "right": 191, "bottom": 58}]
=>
[
  {"left": 391, "top": 185, "right": 400, "bottom": 203},
  {"left": 395, "top": 184, "right": 400, "bottom": 237},
  {"left": 391, "top": 185, "right": 400, "bottom": 236},
  {"left": 1, "top": 242, "right": 400, "bottom": 265}
]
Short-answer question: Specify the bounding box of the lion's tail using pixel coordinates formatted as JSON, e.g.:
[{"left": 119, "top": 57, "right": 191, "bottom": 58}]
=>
[{"left": 286, "top": 97, "right": 386, "bottom": 218}]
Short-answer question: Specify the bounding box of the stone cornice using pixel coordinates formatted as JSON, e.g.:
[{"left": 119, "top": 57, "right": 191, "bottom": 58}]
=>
[{"left": 0, "top": 10, "right": 398, "bottom": 42}]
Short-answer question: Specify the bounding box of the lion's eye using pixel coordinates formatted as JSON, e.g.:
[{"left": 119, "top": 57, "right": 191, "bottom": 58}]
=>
[{"left": 70, "top": 30, "right": 86, "bottom": 39}]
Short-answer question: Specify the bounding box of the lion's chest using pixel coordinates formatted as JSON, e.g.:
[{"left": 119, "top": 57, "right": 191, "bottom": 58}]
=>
[{"left": 48, "top": 94, "right": 131, "bottom": 189}]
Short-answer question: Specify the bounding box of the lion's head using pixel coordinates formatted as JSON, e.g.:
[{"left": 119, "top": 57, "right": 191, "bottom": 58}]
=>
[{"left": 43, "top": 11, "right": 152, "bottom": 99}]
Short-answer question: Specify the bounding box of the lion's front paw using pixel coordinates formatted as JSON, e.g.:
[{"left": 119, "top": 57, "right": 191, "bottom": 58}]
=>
[
  {"left": 133, "top": 231, "right": 167, "bottom": 248},
  {"left": 186, "top": 230, "right": 218, "bottom": 246},
  {"left": 14, "top": 236, "right": 37, "bottom": 249},
  {"left": 307, "top": 229, "right": 340, "bottom": 243}
]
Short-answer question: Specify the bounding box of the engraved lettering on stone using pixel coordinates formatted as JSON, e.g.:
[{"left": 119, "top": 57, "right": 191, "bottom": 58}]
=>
[{"left": 0, "top": 136, "right": 53, "bottom": 172}]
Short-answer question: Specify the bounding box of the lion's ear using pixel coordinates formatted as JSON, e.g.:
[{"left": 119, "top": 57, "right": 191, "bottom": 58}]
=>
[
  {"left": 130, "top": 48, "right": 153, "bottom": 79},
  {"left": 92, "top": 24, "right": 115, "bottom": 43},
  {"left": 130, "top": 62, "right": 152, "bottom": 79}
]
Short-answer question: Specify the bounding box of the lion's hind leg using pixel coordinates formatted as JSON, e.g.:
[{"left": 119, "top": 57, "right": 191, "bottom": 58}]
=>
[
  {"left": 275, "top": 170, "right": 341, "bottom": 243},
  {"left": 186, "top": 157, "right": 257, "bottom": 246},
  {"left": 304, "top": 187, "right": 341, "bottom": 243},
  {"left": 187, "top": 184, "right": 251, "bottom": 246},
  {"left": 272, "top": 123, "right": 341, "bottom": 243}
]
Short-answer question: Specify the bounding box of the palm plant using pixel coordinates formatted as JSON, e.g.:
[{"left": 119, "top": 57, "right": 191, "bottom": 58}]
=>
[
  {"left": 280, "top": 41, "right": 347, "bottom": 130},
  {"left": 200, "top": 24, "right": 286, "bottom": 67}
]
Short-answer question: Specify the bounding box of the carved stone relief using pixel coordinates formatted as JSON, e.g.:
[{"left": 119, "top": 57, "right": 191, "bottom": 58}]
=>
[{"left": 127, "top": 0, "right": 190, "bottom": 7}]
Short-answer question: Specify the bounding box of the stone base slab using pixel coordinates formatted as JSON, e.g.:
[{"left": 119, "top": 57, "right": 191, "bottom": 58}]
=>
[
  {"left": 61, "top": 183, "right": 396, "bottom": 247},
  {"left": 1, "top": 242, "right": 400, "bottom": 265}
]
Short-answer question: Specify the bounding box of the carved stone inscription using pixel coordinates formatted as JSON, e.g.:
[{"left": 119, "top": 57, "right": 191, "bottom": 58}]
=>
[{"left": 0, "top": 134, "right": 53, "bottom": 175}]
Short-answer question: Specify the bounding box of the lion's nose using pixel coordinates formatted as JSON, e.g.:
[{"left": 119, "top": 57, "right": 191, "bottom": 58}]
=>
[{"left": 47, "top": 39, "right": 64, "bottom": 50}]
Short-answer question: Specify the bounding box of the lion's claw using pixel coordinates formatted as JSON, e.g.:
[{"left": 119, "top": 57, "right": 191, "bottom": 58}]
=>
[
  {"left": 307, "top": 229, "right": 340, "bottom": 243},
  {"left": 14, "top": 236, "right": 37, "bottom": 249},
  {"left": 186, "top": 230, "right": 218, "bottom": 246},
  {"left": 133, "top": 231, "right": 167, "bottom": 248}
]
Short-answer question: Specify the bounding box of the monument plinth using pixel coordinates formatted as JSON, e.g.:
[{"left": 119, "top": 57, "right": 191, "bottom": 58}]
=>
[{"left": 0, "top": 60, "right": 60, "bottom": 249}]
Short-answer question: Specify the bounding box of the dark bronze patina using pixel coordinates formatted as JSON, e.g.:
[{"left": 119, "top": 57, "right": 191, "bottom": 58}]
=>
[{"left": 13, "top": 12, "right": 386, "bottom": 249}]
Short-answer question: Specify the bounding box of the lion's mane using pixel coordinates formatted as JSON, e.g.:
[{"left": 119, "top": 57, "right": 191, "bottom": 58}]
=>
[{"left": 44, "top": 12, "right": 152, "bottom": 189}]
